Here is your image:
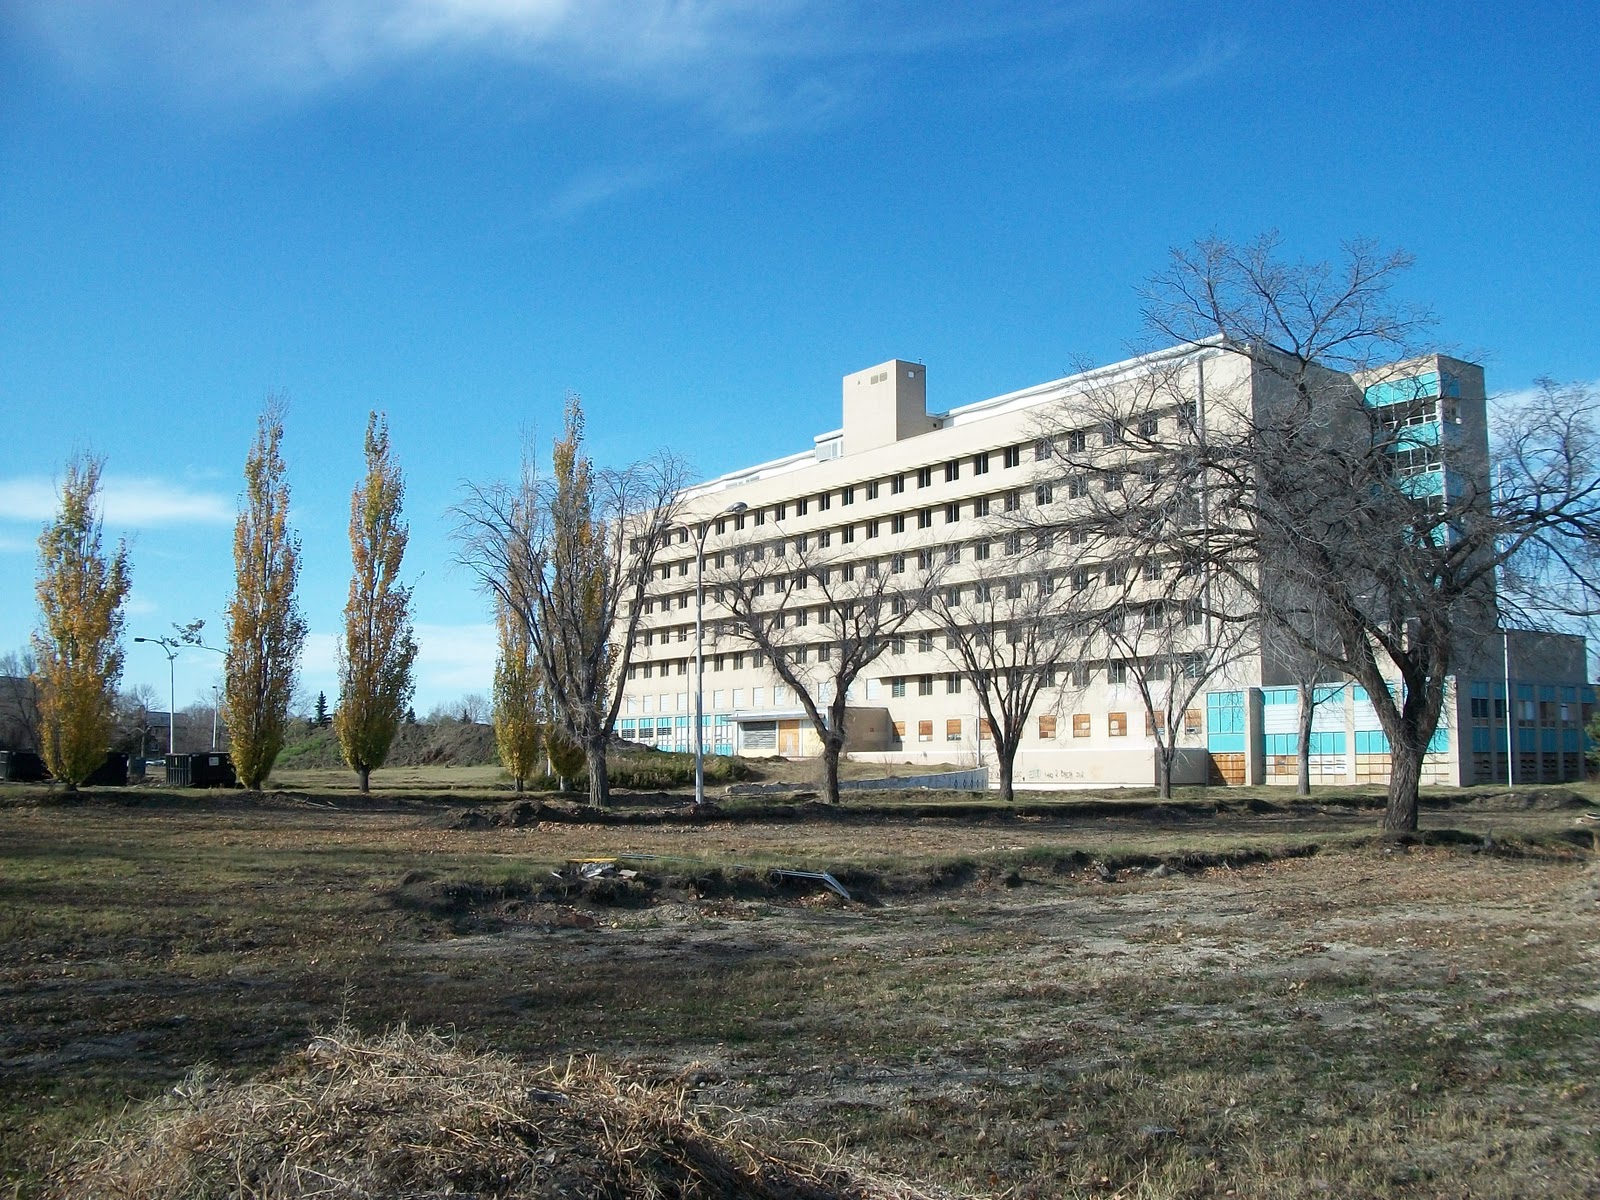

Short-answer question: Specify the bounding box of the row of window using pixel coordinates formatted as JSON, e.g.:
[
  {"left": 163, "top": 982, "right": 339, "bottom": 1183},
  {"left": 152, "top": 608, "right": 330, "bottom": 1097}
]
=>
[
  {"left": 659, "top": 416, "right": 1188, "bottom": 541},
  {"left": 655, "top": 471, "right": 1172, "bottom": 581},
  {"left": 893, "top": 707, "right": 1203, "bottom": 743},
  {"left": 638, "top": 547, "right": 1198, "bottom": 617}
]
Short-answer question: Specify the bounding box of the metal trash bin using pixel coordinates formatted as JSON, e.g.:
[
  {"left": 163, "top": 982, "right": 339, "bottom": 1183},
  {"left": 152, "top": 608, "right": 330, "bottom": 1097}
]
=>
[
  {"left": 84, "top": 752, "right": 129, "bottom": 787},
  {"left": 166, "top": 752, "right": 237, "bottom": 788},
  {"left": 0, "top": 750, "right": 49, "bottom": 782}
]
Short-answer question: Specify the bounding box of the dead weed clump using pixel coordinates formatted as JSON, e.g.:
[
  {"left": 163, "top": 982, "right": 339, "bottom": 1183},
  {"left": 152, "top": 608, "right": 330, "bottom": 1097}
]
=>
[{"left": 48, "top": 1027, "right": 945, "bottom": 1200}]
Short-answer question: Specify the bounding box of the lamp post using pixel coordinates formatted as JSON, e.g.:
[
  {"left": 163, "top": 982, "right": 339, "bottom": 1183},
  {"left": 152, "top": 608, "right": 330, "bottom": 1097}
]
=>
[
  {"left": 694, "top": 501, "right": 747, "bottom": 807},
  {"left": 133, "top": 636, "right": 180, "bottom": 756}
]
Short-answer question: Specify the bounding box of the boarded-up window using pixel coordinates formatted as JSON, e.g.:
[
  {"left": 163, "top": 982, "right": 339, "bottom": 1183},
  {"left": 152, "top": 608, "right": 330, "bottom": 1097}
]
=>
[
  {"left": 1184, "top": 708, "right": 1203, "bottom": 735},
  {"left": 1072, "top": 713, "right": 1091, "bottom": 738},
  {"left": 918, "top": 720, "right": 933, "bottom": 742},
  {"left": 892, "top": 721, "right": 906, "bottom": 740},
  {"left": 1108, "top": 712, "right": 1128, "bottom": 737},
  {"left": 1145, "top": 710, "right": 1156, "bottom": 737},
  {"left": 1039, "top": 715, "right": 1057, "bottom": 739},
  {"left": 979, "top": 719, "right": 994, "bottom": 741},
  {"left": 946, "top": 719, "right": 962, "bottom": 742}
]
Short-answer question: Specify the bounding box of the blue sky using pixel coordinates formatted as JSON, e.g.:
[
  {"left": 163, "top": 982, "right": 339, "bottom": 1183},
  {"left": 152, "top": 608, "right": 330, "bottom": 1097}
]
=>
[{"left": 3, "top": 0, "right": 1597, "bottom": 713}]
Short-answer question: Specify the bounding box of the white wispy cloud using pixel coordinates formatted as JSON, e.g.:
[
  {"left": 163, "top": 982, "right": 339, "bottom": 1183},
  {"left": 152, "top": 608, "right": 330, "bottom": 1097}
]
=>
[
  {"left": 0, "top": 476, "right": 233, "bottom": 527},
  {"left": 13, "top": 0, "right": 822, "bottom": 111}
]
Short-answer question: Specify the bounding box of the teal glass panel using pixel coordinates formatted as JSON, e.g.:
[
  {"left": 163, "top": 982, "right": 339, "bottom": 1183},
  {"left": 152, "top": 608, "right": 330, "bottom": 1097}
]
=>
[{"left": 1364, "top": 372, "right": 1442, "bottom": 407}]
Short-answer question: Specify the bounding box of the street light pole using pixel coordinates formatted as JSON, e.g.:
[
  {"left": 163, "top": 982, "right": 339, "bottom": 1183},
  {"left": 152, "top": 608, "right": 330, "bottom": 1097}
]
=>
[
  {"left": 133, "top": 636, "right": 180, "bottom": 756},
  {"left": 694, "top": 501, "right": 746, "bottom": 808}
]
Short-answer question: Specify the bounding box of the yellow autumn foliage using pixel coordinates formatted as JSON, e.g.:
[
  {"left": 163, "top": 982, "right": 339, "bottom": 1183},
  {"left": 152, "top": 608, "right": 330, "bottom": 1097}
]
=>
[{"left": 32, "top": 455, "right": 131, "bottom": 788}]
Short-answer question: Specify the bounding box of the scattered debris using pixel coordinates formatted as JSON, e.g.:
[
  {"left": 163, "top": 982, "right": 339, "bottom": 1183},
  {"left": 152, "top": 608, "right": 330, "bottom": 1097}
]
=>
[{"left": 769, "top": 869, "right": 852, "bottom": 901}]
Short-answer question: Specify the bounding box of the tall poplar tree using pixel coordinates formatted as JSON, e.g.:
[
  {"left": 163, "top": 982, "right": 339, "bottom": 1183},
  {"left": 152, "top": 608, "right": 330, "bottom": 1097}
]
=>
[
  {"left": 33, "top": 454, "right": 131, "bottom": 789},
  {"left": 492, "top": 597, "right": 542, "bottom": 792},
  {"left": 334, "top": 412, "right": 417, "bottom": 793},
  {"left": 225, "top": 398, "right": 307, "bottom": 789}
]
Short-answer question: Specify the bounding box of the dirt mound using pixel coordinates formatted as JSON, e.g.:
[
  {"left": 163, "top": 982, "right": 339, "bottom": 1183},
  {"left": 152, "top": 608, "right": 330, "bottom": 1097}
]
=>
[
  {"left": 277, "top": 721, "right": 501, "bottom": 771},
  {"left": 1458, "top": 787, "right": 1595, "bottom": 811},
  {"left": 48, "top": 1028, "right": 942, "bottom": 1200}
]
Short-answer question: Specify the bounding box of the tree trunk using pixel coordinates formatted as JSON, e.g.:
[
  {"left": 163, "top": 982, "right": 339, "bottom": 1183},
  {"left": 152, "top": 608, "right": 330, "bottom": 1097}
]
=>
[
  {"left": 1155, "top": 749, "right": 1172, "bottom": 800},
  {"left": 514, "top": 776, "right": 524, "bottom": 794},
  {"left": 1296, "top": 681, "right": 1314, "bottom": 799},
  {"left": 586, "top": 734, "right": 609, "bottom": 808},
  {"left": 822, "top": 737, "right": 842, "bottom": 806},
  {"left": 996, "top": 747, "right": 1014, "bottom": 803},
  {"left": 357, "top": 765, "right": 370, "bottom": 794},
  {"left": 1383, "top": 740, "right": 1423, "bottom": 833}
]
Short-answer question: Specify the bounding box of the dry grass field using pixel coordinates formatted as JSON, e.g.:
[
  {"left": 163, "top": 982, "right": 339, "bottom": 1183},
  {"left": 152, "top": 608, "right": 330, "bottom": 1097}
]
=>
[{"left": 1, "top": 779, "right": 1597, "bottom": 1198}]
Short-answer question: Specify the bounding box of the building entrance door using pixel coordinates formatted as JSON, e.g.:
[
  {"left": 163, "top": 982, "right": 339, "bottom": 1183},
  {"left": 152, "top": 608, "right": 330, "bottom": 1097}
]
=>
[{"left": 778, "top": 720, "right": 802, "bottom": 756}]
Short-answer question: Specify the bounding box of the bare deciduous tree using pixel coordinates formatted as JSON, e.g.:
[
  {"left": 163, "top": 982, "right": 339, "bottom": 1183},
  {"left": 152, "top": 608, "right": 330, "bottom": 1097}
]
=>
[
  {"left": 713, "top": 524, "right": 938, "bottom": 805},
  {"left": 452, "top": 397, "right": 687, "bottom": 807},
  {"left": 0, "top": 649, "right": 41, "bottom": 752},
  {"left": 1049, "top": 233, "right": 1600, "bottom": 830},
  {"left": 926, "top": 540, "right": 1078, "bottom": 802}
]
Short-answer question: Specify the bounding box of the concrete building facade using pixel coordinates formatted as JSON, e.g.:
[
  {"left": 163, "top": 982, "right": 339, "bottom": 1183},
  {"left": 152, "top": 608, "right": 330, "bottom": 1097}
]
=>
[{"left": 616, "top": 345, "right": 1594, "bottom": 788}]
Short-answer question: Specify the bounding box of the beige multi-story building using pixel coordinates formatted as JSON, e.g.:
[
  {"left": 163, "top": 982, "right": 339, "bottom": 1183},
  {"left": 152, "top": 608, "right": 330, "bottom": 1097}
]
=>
[{"left": 617, "top": 345, "right": 1594, "bottom": 788}]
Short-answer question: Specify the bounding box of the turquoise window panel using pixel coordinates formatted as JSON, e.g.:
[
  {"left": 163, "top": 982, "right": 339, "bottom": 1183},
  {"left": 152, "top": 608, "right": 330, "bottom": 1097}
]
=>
[
  {"left": 1540, "top": 685, "right": 1557, "bottom": 701},
  {"left": 1427, "top": 727, "right": 1449, "bottom": 754},
  {"left": 1399, "top": 470, "right": 1444, "bottom": 498},
  {"left": 1517, "top": 684, "right": 1534, "bottom": 699},
  {"left": 1206, "top": 690, "right": 1246, "bottom": 752},
  {"left": 1541, "top": 728, "right": 1558, "bottom": 751},
  {"left": 1355, "top": 730, "right": 1390, "bottom": 754},
  {"left": 1471, "top": 727, "right": 1492, "bottom": 752},
  {"left": 675, "top": 716, "right": 689, "bottom": 728},
  {"left": 1262, "top": 688, "right": 1297, "bottom": 707},
  {"left": 1562, "top": 729, "right": 1580, "bottom": 751},
  {"left": 1470, "top": 681, "right": 1488, "bottom": 699},
  {"left": 1517, "top": 728, "right": 1535, "bottom": 751},
  {"left": 1365, "top": 372, "right": 1439, "bottom": 406},
  {"left": 1263, "top": 732, "right": 1347, "bottom": 755},
  {"left": 1363, "top": 371, "right": 1460, "bottom": 407},
  {"left": 1561, "top": 687, "right": 1576, "bottom": 703},
  {"left": 1391, "top": 420, "right": 1443, "bottom": 449},
  {"left": 1206, "top": 691, "right": 1246, "bottom": 732},
  {"left": 1313, "top": 685, "right": 1347, "bottom": 705}
]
